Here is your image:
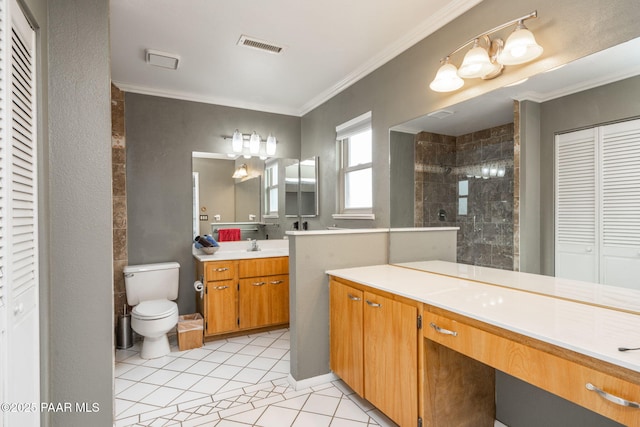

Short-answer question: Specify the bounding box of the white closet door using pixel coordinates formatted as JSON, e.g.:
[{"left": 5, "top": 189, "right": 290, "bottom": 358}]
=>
[
  {"left": 600, "top": 119, "right": 640, "bottom": 289},
  {"left": 555, "top": 128, "right": 598, "bottom": 282},
  {"left": 2, "top": 0, "right": 39, "bottom": 425}
]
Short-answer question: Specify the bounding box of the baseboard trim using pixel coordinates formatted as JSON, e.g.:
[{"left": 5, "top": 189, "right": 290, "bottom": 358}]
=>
[
  {"left": 287, "top": 372, "right": 339, "bottom": 390},
  {"left": 495, "top": 420, "right": 508, "bottom": 427}
]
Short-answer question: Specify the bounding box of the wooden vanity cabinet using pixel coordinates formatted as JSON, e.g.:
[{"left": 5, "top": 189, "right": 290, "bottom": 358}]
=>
[
  {"left": 329, "top": 278, "right": 420, "bottom": 427},
  {"left": 197, "top": 256, "right": 289, "bottom": 339}
]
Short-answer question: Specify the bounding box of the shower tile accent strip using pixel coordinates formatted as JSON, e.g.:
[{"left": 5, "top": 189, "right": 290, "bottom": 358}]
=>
[{"left": 115, "top": 329, "right": 394, "bottom": 427}]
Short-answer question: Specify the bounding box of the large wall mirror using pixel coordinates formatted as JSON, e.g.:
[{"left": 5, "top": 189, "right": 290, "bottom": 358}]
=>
[
  {"left": 192, "top": 153, "right": 319, "bottom": 240},
  {"left": 389, "top": 37, "right": 640, "bottom": 299}
]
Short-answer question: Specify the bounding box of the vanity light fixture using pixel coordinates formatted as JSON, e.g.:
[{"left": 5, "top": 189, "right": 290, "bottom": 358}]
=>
[
  {"left": 232, "top": 164, "right": 249, "bottom": 179},
  {"left": 227, "top": 129, "right": 278, "bottom": 158},
  {"left": 429, "top": 10, "right": 543, "bottom": 92}
]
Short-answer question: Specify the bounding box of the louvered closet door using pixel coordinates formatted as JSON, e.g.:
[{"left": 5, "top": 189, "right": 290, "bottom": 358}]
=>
[
  {"left": 555, "top": 129, "right": 598, "bottom": 283},
  {"left": 3, "top": 0, "right": 39, "bottom": 425},
  {"left": 600, "top": 119, "right": 640, "bottom": 289}
]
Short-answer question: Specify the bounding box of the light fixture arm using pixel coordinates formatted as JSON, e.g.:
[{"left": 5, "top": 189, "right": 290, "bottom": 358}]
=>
[{"left": 438, "top": 10, "right": 537, "bottom": 62}]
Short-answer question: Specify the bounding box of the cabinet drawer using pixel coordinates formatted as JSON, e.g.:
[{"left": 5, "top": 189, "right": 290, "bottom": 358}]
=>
[
  {"left": 424, "top": 311, "right": 640, "bottom": 426},
  {"left": 239, "top": 256, "right": 288, "bottom": 278},
  {"left": 205, "top": 261, "right": 235, "bottom": 281}
]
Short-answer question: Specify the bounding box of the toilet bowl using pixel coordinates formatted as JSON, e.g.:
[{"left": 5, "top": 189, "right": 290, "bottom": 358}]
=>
[
  {"left": 124, "top": 262, "right": 180, "bottom": 359},
  {"left": 131, "top": 299, "right": 179, "bottom": 359}
]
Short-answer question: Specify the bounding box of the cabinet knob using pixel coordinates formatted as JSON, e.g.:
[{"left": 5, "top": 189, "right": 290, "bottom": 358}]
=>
[
  {"left": 252, "top": 281, "right": 266, "bottom": 286},
  {"left": 213, "top": 285, "right": 229, "bottom": 290},
  {"left": 215, "top": 267, "right": 229, "bottom": 272},
  {"left": 366, "top": 300, "right": 382, "bottom": 308},
  {"left": 270, "top": 280, "right": 284, "bottom": 284}
]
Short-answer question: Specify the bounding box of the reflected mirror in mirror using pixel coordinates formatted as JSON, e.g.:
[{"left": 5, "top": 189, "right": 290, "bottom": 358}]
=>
[{"left": 285, "top": 157, "right": 319, "bottom": 217}]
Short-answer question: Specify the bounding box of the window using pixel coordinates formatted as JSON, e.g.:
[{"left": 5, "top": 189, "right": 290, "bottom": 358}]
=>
[
  {"left": 264, "top": 161, "right": 278, "bottom": 216},
  {"left": 336, "top": 112, "right": 373, "bottom": 217}
]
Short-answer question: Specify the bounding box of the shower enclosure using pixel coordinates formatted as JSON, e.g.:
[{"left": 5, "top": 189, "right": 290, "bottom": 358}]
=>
[{"left": 413, "top": 124, "right": 515, "bottom": 270}]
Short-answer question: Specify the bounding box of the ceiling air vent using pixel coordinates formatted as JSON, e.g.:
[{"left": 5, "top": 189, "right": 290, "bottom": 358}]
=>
[
  {"left": 145, "top": 49, "right": 180, "bottom": 70},
  {"left": 237, "top": 35, "right": 284, "bottom": 54}
]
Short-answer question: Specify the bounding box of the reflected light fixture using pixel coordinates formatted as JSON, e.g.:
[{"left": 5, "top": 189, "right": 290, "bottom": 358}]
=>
[
  {"left": 226, "top": 129, "right": 278, "bottom": 158},
  {"left": 232, "top": 164, "right": 248, "bottom": 179},
  {"left": 429, "top": 10, "right": 543, "bottom": 93}
]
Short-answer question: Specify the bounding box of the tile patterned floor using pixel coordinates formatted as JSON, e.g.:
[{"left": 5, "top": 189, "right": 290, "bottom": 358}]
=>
[{"left": 115, "top": 329, "right": 397, "bottom": 427}]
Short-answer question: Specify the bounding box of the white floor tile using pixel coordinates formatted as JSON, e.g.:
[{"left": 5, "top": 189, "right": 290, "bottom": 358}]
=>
[
  {"left": 143, "top": 355, "right": 174, "bottom": 369},
  {"left": 270, "top": 360, "right": 290, "bottom": 374},
  {"left": 163, "top": 357, "right": 198, "bottom": 372},
  {"left": 217, "top": 342, "right": 246, "bottom": 353},
  {"left": 259, "top": 347, "right": 288, "bottom": 360},
  {"left": 182, "top": 348, "right": 213, "bottom": 360},
  {"left": 115, "top": 378, "right": 138, "bottom": 394},
  {"left": 247, "top": 357, "right": 278, "bottom": 371},
  {"left": 224, "top": 354, "right": 255, "bottom": 367},
  {"left": 117, "top": 401, "right": 162, "bottom": 419},
  {"left": 139, "top": 386, "right": 184, "bottom": 407},
  {"left": 334, "top": 398, "right": 370, "bottom": 423},
  {"left": 215, "top": 419, "right": 253, "bottom": 427},
  {"left": 330, "top": 418, "right": 369, "bottom": 427},
  {"left": 233, "top": 367, "right": 267, "bottom": 383},
  {"left": 185, "top": 360, "right": 219, "bottom": 376},
  {"left": 302, "top": 393, "right": 340, "bottom": 416},
  {"left": 117, "top": 382, "right": 160, "bottom": 402},
  {"left": 189, "top": 376, "right": 228, "bottom": 395},
  {"left": 169, "top": 390, "right": 211, "bottom": 407},
  {"left": 141, "top": 368, "right": 180, "bottom": 386},
  {"left": 274, "top": 394, "right": 309, "bottom": 410},
  {"left": 216, "top": 380, "right": 253, "bottom": 394},
  {"left": 203, "top": 351, "right": 235, "bottom": 364},
  {"left": 210, "top": 364, "right": 244, "bottom": 380},
  {"left": 293, "top": 410, "right": 332, "bottom": 427},
  {"left": 255, "top": 405, "right": 299, "bottom": 427},
  {"left": 271, "top": 339, "right": 290, "bottom": 349},
  {"left": 119, "top": 364, "right": 157, "bottom": 381},
  {"left": 225, "top": 406, "right": 266, "bottom": 424},
  {"left": 164, "top": 372, "right": 204, "bottom": 390},
  {"left": 259, "top": 371, "right": 288, "bottom": 383},
  {"left": 251, "top": 336, "right": 277, "bottom": 347},
  {"left": 237, "top": 344, "right": 266, "bottom": 356},
  {"left": 114, "top": 398, "right": 136, "bottom": 417}
]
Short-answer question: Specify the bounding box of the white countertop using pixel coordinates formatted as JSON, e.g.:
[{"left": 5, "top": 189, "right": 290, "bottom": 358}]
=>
[
  {"left": 192, "top": 239, "right": 289, "bottom": 262},
  {"left": 326, "top": 264, "right": 640, "bottom": 373},
  {"left": 395, "top": 260, "right": 640, "bottom": 314}
]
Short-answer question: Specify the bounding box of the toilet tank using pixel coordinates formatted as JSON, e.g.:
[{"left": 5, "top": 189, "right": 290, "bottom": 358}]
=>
[{"left": 123, "top": 262, "right": 180, "bottom": 306}]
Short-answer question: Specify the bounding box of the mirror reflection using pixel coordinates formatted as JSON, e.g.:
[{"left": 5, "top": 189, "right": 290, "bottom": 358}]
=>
[
  {"left": 390, "top": 37, "right": 640, "bottom": 290},
  {"left": 192, "top": 153, "right": 317, "bottom": 240},
  {"left": 285, "top": 157, "right": 319, "bottom": 217}
]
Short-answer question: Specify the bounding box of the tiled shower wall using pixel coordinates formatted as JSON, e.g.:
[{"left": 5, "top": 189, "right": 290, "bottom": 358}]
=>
[
  {"left": 414, "top": 123, "right": 515, "bottom": 270},
  {"left": 112, "top": 83, "right": 128, "bottom": 328}
]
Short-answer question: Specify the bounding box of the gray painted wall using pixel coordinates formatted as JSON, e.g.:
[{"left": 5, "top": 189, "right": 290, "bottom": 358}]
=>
[
  {"left": 389, "top": 131, "right": 415, "bottom": 228},
  {"left": 389, "top": 229, "right": 457, "bottom": 264},
  {"left": 126, "top": 94, "right": 301, "bottom": 314},
  {"left": 538, "top": 75, "right": 640, "bottom": 276},
  {"left": 289, "top": 231, "right": 389, "bottom": 380},
  {"left": 47, "top": 0, "right": 114, "bottom": 426}
]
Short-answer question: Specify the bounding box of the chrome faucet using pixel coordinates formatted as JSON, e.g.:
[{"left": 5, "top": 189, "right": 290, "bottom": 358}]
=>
[{"left": 248, "top": 239, "right": 260, "bottom": 252}]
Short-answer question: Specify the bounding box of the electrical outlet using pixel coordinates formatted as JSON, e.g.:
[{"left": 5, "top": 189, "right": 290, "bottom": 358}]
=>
[{"left": 199, "top": 215, "right": 208, "bottom": 221}]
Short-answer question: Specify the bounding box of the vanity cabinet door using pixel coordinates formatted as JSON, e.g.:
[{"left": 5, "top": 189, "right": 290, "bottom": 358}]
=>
[
  {"left": 239, "top": 277, "right": 271, "bottom": 329},
  {"left": 329, "top": 279, "right": 364, "bottom": 396},
  {"left": 363, "top": 291, "right": 418, "bottom": 427},
  {"left": 205, "top": 279, "right": 238, "bottom": 335},
  {"left": 269, "top": 275, "right": 289, "bottom": 325}
]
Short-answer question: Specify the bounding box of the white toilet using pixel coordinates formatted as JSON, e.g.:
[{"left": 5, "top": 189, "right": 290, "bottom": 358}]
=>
[{"left": 123, "top": 262, "right": 180, "bottom": 359}]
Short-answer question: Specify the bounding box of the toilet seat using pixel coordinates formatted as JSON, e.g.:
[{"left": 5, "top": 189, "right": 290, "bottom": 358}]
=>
[{"left": 133, "top": 299, "right": 178, "bottom": 320}]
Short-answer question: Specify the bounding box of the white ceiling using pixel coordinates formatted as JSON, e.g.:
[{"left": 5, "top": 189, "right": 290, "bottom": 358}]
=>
[{"left": 110, "top": 0, "right": 482, "bottom": 117}]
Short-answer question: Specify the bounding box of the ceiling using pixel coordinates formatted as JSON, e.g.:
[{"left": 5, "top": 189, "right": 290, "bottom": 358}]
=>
[{"left": 110, "top": 0, "right": 482, "bottom": 117}]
